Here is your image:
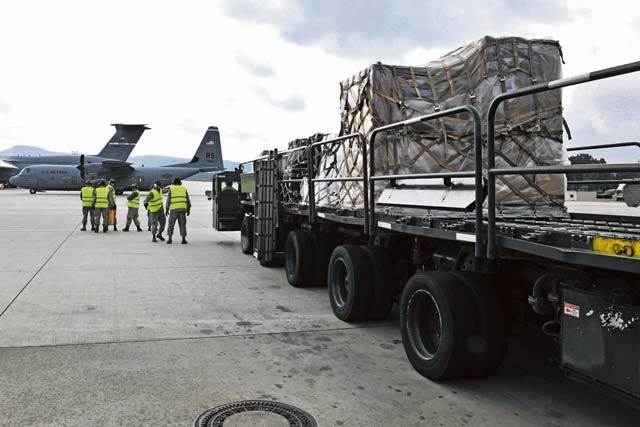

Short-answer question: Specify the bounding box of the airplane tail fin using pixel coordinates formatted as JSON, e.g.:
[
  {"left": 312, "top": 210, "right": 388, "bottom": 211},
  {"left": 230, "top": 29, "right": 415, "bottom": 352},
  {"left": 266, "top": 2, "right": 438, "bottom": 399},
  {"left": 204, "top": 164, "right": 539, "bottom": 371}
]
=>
[
  {"left": 97, "top": 124, "right": 150, "bottom": 160},
  {"left": 168, "top": 126, "right": 224, "bottom": 171}
]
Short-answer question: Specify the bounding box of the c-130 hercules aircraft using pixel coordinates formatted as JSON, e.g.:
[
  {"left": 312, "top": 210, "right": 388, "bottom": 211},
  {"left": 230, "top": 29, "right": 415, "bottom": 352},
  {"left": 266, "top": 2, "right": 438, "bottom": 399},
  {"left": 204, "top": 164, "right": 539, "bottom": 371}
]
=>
[
  {"left": 9, "top": 127, "right": 224, "bottom": 193},
  {"left": 0, "top": 124, "right": 149, "bottom": 188}
]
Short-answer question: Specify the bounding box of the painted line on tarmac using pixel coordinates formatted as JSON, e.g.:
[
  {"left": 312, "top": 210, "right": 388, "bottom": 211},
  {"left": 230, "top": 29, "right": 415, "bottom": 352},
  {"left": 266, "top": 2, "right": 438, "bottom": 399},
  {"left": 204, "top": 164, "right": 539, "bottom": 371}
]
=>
[
  {"left": 0, "top": 229, "right": 77, "bottom": 232},
  {"left": 0, "top": 322, "right": 393, "bottom": 350},
  {"left": 0, "top": 222, "right": 80, "bottom": 319}
]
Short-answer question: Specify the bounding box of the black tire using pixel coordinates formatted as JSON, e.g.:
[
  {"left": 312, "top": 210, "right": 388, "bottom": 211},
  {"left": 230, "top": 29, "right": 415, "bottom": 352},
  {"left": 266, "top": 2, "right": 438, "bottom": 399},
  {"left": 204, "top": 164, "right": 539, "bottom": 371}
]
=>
[
  {"left": 400, "top": 271, "right": 477, "bottom": 380},
  {"left": 241, "top": 216, "right": 254, "bottom": 255},
  {"left": 285, "top": 230, "right": 314, "bottom": 287},
  {"left": 453, "top": 272, "right": 508, "bottom": 377},
  {"left": 258, "top": 257, "right": 283, "bottom": 268},
  {"left": 361, "top": 245, "right": 395, "bottom": 320},
  {"left": 29, "top": 188, "right": 36, "bottom": 194},
  {"left": 309, "top": 231, "right": 331, "bottom": 286},
  {"left": 327, "top": 245, "right": 373, "bottom": 321}
]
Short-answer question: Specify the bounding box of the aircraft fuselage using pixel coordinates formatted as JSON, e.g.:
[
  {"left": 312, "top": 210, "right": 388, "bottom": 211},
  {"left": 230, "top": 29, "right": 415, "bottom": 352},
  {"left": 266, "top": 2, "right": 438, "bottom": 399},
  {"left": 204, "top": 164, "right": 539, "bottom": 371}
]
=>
[{"left": 9, "top": 164, "right": 203, "bottom": 192}]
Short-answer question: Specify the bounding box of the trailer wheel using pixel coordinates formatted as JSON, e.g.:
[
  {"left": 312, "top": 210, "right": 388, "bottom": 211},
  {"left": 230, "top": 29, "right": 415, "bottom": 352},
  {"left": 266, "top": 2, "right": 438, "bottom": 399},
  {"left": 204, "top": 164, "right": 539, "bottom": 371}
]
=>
[
  {"left": 240, "top": 216, "right": 254, "bottom": 255},
  {"left": 400, "top": 272, "right": 477, "bottom": 380},
  {"left": 362, "top": 245, "right": 395, "bottom": 320},
  {"left": 453, "top": 272, "right": 508, "bottom": 377},
  {"left": 285, "top": 230, "right": 314, "bottom": 287},
  {"left": 328, "top": 245, "right": 373, "bottom": 321},
  {"left": 309, "top": 231, "right": 331, "bottom": 286}
]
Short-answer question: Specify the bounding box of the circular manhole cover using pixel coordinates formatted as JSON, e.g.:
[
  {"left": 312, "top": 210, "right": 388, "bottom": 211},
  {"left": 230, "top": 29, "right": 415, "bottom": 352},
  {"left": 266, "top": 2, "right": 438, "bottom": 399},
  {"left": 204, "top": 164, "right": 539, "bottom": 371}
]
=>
[{"left": 195, "top": 400, "right": 317, "bottom": 427}]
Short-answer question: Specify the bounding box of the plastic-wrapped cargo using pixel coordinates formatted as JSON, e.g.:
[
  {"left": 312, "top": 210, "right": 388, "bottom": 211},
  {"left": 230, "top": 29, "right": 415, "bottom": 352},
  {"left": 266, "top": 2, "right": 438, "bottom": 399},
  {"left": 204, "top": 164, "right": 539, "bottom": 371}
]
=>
[{"left": 314, "top": 35, "right": 566, "bottom": 211}]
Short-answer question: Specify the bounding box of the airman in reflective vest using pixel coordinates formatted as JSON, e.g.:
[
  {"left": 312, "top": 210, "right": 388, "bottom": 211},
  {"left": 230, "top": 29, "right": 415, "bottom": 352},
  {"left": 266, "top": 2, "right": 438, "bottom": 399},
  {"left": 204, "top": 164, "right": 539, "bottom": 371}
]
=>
[
  {"left": 123, "top": 184, "right": 143, "bottom": 232},
  {"left": 80, "top": 180, "right": 96, "bottom": 231},
  {"left": 93, "top": 180, "right": 115, "bottom": 233},
  {"left": 165, "top": 177, "right": 191, "bottom": 244},
  {"left": 145, "top": 180, "right": 166, "bottom": 242}
]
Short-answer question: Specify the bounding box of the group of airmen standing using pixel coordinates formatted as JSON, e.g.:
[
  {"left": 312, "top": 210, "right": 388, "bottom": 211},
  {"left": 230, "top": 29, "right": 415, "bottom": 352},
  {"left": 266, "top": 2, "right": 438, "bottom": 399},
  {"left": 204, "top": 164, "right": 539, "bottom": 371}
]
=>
[{"left": 80, "top": 177, "right": 191, "bottom": 244}]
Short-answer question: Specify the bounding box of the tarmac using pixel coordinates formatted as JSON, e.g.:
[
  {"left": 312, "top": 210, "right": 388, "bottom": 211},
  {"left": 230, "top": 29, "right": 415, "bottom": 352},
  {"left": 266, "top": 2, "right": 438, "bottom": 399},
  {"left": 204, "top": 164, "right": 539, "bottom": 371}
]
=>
[{"left": 0, "top": 182, "right": 639, "bottom": 426}]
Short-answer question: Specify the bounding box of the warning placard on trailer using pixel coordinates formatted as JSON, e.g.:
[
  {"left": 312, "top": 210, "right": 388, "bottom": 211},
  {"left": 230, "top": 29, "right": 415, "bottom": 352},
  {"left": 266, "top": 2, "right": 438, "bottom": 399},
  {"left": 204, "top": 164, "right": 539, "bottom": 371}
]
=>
[{"left": 564, "top": 302, "right": 580, "bottom": 318}]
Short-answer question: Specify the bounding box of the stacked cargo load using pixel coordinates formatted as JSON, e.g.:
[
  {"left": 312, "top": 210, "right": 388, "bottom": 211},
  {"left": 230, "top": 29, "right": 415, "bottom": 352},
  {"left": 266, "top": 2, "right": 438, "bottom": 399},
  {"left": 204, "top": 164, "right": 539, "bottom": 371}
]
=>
[{"left": 312, "top": 36, "right": 566, "bottom": 212}]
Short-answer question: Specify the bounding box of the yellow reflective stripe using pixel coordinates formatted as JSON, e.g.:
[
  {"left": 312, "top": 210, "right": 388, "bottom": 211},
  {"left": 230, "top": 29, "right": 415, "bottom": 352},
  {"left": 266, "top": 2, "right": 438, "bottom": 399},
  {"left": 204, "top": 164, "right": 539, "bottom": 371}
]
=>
[
  {"left": 169, "top": 185, "right": 188, "bottom": 210},
  {"left": 127, "top": 193, "right": 140, "bottom": 209},
  {"left": 94, "top": 187, "right": 110, "bottom": 208},
  {"left": 81, "top": 187, "right": 94, "bottom": 205},
  {"left": 148, "top": 189, "right": 163, "bottom": 212}
]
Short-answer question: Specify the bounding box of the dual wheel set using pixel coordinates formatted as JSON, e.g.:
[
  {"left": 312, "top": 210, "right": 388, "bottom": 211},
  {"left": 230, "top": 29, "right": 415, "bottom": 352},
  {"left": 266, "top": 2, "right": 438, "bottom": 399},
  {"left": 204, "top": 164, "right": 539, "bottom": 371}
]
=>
[{"left": 240, "top": 217, "right": 509, "bottom": 380}]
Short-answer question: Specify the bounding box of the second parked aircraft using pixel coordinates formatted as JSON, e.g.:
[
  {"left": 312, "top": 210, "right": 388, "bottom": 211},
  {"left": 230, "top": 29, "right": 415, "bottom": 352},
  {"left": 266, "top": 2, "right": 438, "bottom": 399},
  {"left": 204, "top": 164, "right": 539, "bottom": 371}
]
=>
[{"left": 9, "top": 127, "right": 224, "bottom": 193}]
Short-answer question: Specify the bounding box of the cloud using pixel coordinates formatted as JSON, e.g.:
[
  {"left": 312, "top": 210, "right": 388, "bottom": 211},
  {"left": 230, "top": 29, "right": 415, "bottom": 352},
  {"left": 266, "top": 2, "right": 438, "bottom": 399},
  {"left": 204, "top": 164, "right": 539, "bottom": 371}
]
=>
[
  {"left": 222, "top": 0, "right": 570, "bottom": 60},
  {"left": 564, "top": 74, "right": 640, "bottom": 163},
  {"left": 176, "top": 119, "right": 204, "bottom": 135},
  {"left": 632, "top": 17, "right": 640, "bottom": 37},
  {"left": 236, "top": 53, "right": 276, "bottom": 77},
  {"left": 229, "top": 130, "right": 264, "bottom": 141},
  {"left": 0, "top": 99, "right": 11, "bottom": 115},
  {"left": 253, "top": 85, "right": 306, "bottom": 111}
]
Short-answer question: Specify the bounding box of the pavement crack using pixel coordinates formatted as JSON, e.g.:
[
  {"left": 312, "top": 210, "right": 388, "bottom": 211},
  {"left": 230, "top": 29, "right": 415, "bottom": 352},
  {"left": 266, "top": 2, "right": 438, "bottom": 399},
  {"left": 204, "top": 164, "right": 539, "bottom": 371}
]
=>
[
  {"left": 0, "top": 323, "right": 392, "bottom": 350},
  {"left": 0, "top": 222, "right": 80, "bottom": 318}
]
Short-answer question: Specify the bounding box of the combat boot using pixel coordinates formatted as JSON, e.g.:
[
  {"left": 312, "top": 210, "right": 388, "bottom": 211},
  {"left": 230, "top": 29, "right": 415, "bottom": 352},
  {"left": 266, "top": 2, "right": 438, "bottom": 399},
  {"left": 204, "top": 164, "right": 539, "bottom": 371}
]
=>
[
  {"left": 166, "top": 236, "right": 172, "bottom": 244},
  {"left": 182, "top": 237, "right": 188, "bottom": 244},
  {"left": 122, "top": 227, "right": 129, "bottom": 232},
  {"left": 80, "top": 226, "right": 86, "bottom": 231},
  {"left": 103, "top": 226, "right": 108, "bottom": 233},
  {"left": 113, "top": 226, "right": 118, "bottom": 232},
  {"left": 157, "top": 234, "right": 165, "bottom": 241},
  {"left": 137, "top": 226, "right": 143, "bottom": 232},
  {"left": 152, "top": 234, "right": 157, "bottom": 243},
  {"left": 93, "top": 228, "right": 99, "bottom": 233}
]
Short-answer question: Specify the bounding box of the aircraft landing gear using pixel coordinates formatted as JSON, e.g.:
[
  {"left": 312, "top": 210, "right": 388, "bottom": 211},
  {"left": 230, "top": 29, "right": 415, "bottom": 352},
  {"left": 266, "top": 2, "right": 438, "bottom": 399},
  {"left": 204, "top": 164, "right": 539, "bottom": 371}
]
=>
[{"left": 29, "top": 188, "right": 37, "bottom": 194}]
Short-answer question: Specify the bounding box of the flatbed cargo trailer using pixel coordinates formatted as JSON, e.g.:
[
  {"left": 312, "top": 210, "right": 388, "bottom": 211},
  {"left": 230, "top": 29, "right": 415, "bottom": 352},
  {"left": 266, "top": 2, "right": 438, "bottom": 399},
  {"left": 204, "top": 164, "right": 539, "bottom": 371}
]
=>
[{"left": 212, "top": 61, "right": 640, "bottom": 405}]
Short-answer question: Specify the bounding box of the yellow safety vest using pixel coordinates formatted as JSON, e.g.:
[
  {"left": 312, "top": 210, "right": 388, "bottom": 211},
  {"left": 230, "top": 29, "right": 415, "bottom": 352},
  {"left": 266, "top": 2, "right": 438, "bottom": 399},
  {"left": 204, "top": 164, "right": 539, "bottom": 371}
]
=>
[
  {"left": 107, "top": 185, "right": 116, "bottom": 205},
  {"left": 127, "top": 191, "right": 140, "bottom": 209},
  {"left": 95, "top": 187, "right": 110, "bottom": 209},
  {"left": 81, "top": 186, "right": 94, "bottom": 207},
  {"left": 169, "top": 185, "right": 188, "bottom": 210},
  {"left": 148, "top": 188, "right": 163, "bottom": 213}
]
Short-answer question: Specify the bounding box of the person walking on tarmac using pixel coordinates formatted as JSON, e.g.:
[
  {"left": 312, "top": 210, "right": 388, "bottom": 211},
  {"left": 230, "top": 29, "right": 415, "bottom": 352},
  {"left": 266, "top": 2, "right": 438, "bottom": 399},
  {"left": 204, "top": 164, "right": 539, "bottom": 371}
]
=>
[
  {"left": 80, "top": 180, "right": 96, "bottom": 231},
  {"left": 145, "top": 180, "right": 166, "bottom": 242},
  {"left": 93, "top": 180, "right": 114, "bottom": 233},
  {"left": 106, "top": 178, "right": 118, "bottom": 231},
  {"left": 122, "top": 184, "right": 143, "bottom": 232},
  {"left": 165, "top": 178, "right": 191, "bottom": 244}
]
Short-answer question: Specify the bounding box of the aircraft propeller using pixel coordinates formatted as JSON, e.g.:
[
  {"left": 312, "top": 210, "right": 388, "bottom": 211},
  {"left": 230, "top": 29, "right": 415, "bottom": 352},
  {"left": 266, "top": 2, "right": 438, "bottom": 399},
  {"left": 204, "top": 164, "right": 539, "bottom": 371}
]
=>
[{"left": 79, "top": 154, "right": 85, "bottom": 180}]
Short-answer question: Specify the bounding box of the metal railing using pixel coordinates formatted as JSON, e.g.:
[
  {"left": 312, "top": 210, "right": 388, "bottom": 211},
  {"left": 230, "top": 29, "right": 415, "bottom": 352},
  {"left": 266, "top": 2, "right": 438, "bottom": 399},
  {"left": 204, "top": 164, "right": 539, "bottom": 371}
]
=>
[
  {"left": 566, "top": 142, "right": 640, "bottom": 186},
  {"left": 486, "top": 60, "right": 640, "bottom": 259},
  {"left": 566, "top": 142, "right": 640, "bottom": 152},
  {"left": 367, "top": 106, "right": 484, "bottom": 258},
  {"left": 307, "top": 133, "right": 369, "bottom": 232}
]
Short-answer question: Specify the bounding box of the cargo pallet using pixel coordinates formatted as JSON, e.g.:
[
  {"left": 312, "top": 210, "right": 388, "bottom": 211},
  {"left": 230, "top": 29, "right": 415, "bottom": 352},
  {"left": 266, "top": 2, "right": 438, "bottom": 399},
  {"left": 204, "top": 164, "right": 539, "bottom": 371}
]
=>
[{"left": 212, "top": 61, "right": 640, "bottom": 404}]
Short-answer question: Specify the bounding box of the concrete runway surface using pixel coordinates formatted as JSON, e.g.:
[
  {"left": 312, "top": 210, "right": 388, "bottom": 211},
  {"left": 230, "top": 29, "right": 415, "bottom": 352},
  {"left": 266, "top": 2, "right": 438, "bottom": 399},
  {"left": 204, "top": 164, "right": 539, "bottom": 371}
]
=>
[{"left": 0, "top": 182, "right": 639, "bottom": 426}]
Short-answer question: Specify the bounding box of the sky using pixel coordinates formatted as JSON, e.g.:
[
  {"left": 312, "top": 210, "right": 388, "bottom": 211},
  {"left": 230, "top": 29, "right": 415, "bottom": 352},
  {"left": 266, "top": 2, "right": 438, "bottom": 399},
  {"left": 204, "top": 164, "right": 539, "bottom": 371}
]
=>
[{"left": 0, "top": 0, "right": 639, "bottom": 163}]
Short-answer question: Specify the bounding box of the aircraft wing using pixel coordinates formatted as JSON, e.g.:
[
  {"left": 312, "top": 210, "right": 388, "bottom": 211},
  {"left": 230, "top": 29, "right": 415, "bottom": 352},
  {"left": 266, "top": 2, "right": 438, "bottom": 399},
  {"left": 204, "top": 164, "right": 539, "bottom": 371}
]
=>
[
  {"left": 101, "top": 159, "right": 134, "bottom": 170},
  {"left": 0, "top": 160, "right": 18, "bottom": 170}
]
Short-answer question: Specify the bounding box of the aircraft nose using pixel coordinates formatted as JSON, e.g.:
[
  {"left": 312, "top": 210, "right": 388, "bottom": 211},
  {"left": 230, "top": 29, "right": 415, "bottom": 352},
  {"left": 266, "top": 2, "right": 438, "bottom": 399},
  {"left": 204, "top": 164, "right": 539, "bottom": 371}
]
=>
[{"left": 9, "top": 175, "right": 23, "bottom": 187}]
